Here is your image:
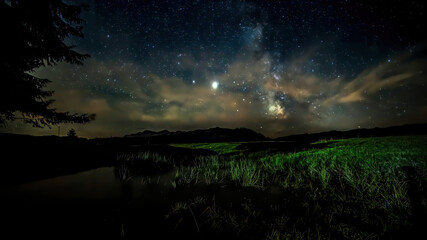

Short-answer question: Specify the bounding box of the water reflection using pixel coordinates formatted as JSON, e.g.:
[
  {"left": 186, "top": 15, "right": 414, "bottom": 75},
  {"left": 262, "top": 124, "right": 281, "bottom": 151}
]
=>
[
  {"left": 115, "top": 162, "right": 133, "bottom": 182},
  {"left": 0, "top": 164, "right": 177, "bottom": 205},
  {"left": 0, "top": 164, "right": 284, "bottom": 239},
  {"left": 0, "top": 165, "right": 179, "bottom": 238}
]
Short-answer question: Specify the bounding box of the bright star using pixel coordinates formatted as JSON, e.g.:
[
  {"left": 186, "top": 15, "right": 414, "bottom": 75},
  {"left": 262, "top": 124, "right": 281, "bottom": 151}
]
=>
[{"left": 211, "top": 81, "right": 218, "bottom": 89}]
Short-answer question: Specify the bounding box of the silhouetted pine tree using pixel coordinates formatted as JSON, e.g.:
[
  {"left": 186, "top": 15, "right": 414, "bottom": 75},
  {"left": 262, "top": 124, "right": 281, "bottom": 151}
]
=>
[
  {"left": 67, "top": 128, "right": 77, "bottom": 138},
  {"left": 0, "top": 0, "right": 95, "bottom": 127}
]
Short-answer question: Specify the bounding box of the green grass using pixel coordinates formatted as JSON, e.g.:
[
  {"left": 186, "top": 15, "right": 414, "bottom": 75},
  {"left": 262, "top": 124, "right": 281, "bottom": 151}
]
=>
[
  {"left": 167, "top": 135, "right": 427, "bottom": 239},
  {"left": 117, "top": 151, "right": 169, "bottom": 163},
  {"left": 170, "top": 142, "right": 244, "bottom": 155},
  {"left": 117, "top": 136, "right": 427, "bottom": 239},
  {"left": 264, "top": 136, "right": 427, "bottom": 180}
]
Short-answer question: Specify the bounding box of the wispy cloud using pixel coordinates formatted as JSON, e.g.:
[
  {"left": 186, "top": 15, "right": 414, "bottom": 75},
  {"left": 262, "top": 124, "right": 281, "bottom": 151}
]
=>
[
  {"left": 9, "top": 45, "right": 426, "bottom": 138},
  {"left": 322, "top": 54, "right": 422, "bottom": 106}
]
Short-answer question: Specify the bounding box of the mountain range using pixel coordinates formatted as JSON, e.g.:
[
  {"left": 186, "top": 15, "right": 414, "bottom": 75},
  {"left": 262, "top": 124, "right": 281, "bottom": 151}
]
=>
[
  {"left": 124, "top": 123, "right": 427, "bottom": 143},
  {"left": 125, "top": 127, "right": 265, "bottom": 143}
]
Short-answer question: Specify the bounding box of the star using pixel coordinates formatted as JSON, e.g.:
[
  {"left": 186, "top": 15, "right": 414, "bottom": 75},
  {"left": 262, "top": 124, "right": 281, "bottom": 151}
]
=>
[
  {"left": 211, "top": 81, "right": 218, "bottom": 90},
  {"left": 7, "top": 0, "right": 425, "bottom": 139}
]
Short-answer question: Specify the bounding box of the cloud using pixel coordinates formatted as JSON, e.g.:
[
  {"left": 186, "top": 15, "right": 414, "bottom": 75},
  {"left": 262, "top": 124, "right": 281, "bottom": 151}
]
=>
[
  {"left": 5, "top": 44, "right": 426, "bottom": 138},
  {"left": 30, "top": 57, "right": 267, "bottom": 136},
  {"left": 323, "top": 66, "right": 412, "bottom": 105},
  {"left": 52, "top": 90, "right": 111, "bottom": 115}
]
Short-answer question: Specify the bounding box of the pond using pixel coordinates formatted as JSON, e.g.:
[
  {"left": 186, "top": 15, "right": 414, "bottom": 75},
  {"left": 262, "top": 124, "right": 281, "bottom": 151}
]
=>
[
  {"left": 2, "top": 167, "right": 176, "bottom": 203},
  {"left": 0, "top": 167, "right": 183, "bottom": 239},
  {"left": 0, "top": 165, "right": 286, "bottom": 239}
]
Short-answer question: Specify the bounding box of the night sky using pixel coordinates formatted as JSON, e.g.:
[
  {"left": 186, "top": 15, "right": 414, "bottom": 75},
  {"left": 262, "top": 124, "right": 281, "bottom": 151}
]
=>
[{"left": 5, "top": 0, "right": 427, "bottom": 138}]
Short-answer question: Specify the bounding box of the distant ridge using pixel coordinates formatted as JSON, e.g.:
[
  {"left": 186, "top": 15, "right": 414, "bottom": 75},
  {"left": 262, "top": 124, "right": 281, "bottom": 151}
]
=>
[
  {"left": 125, "top": 127, "right": 266, "bottom": 143},
  {"left": 2, "top": 123, "right": 425, "bottom": 144},
  {"left": 123, "top": 124, "right": 427, "bottom": 143},
  {"left": 275, "top": 123, "right": 427, "bottom": 142}
]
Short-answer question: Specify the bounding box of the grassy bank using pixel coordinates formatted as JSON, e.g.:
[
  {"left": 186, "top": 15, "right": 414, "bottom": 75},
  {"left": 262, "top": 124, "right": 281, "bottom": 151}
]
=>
[
  {"left": 114, "top": 136, "right": 427, "bottom": 239},
  {"left": 170, "top": 142, "right": 244, "bottom": 155},
  {"left": 172, "top": 136, "right": 426, "bottom": 186},
  {"left": 4, "top": 134, "right": 427, "bottom": 239},
  {"left": 163, "top": 136, "right": 427, "bottom": 239}
]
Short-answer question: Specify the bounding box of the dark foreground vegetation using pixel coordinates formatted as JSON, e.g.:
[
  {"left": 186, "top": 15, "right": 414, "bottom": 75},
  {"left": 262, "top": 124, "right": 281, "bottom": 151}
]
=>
[
  {"left": 166, "top": 136, "right": 427, "bottom": 239},
  {"left": 1, "top": 124, "right": 427, "bottom": 239}
]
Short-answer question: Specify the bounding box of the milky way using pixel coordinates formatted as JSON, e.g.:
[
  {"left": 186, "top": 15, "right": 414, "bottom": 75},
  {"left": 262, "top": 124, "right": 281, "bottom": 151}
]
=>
[{"left": 5, "top": 0, "right": 427, "bottom": 138}]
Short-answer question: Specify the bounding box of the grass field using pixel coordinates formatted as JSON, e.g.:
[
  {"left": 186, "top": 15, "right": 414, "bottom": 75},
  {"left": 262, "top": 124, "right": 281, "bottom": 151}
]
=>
[
  {"left": 170, "top": 142, "right": 244, "bottom": 155},
  {"left": 4, "top": 135, "right": 426, "bottom": 239},
  {"left": 161, "top": 136, "right": 427, "bottom": 239}
]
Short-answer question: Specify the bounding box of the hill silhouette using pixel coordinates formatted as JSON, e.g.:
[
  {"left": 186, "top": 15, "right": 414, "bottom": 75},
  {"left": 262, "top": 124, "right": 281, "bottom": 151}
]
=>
[
  {"left": 124, "top": 127, "right": 266, "bottom": 143},
  {"left": 275, "top": 123, "right": 427, "bottom": 142},
  {"left": 123, "top": 124, "right": 427, "bottom": 144}
]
